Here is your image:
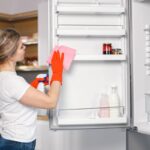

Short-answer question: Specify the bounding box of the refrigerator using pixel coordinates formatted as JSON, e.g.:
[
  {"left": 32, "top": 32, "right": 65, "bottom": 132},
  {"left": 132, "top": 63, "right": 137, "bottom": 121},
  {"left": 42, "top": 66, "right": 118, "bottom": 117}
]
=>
[{"left": 37, "top": 0, "right": 150, "bottom": 149}]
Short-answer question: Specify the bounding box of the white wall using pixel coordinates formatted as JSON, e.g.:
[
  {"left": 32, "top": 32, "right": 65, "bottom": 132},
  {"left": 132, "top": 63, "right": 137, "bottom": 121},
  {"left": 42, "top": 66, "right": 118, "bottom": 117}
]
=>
[
  {"left": 11, "top": 0, "right": 47, "bottom": 14},
  {"left": 0, "top": 0, "right": 13, "bottom": 14},
  {"left": 0, "top": 0, "right": 47, "bottom": 14}
]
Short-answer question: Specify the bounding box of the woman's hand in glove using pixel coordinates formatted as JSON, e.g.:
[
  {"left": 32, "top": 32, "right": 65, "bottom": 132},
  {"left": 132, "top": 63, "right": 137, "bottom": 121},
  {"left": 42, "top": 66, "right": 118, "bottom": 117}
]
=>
[{"left": 50, "top": 51, "right": 64, "bottom": 85}]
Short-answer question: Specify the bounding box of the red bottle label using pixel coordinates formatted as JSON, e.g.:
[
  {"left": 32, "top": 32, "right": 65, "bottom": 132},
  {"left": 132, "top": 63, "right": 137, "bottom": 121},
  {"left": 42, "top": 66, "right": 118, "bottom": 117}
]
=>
[{"left": 103, "top": 44, "right": 106, "bottom": 54}]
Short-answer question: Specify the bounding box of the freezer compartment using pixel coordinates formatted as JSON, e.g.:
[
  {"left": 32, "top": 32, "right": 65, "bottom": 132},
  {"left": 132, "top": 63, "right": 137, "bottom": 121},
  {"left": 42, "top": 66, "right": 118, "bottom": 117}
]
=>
[{"left": 50, "top": 62, "right": 128, "bottom": 128}]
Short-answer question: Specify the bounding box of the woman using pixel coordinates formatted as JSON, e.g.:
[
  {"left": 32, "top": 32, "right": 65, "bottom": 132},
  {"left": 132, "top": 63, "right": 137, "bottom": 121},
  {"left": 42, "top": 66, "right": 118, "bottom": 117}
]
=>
[{"left": 0, "top": 29, "right": 64, "bottom": 150}]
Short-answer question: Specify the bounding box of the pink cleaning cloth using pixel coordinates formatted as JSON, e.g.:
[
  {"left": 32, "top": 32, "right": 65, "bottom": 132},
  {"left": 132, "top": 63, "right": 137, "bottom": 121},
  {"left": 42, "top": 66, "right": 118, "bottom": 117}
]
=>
[{"left": 47, "top": 45, "right": 76, "bottom": 71}]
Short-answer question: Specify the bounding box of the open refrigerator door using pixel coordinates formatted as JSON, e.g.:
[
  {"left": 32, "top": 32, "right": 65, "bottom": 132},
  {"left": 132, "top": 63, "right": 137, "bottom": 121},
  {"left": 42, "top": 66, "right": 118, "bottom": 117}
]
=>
[
  {"left": 132, "top": 23, "right": 150, "bottom": 135},
  {"left": 130, "top": 0, "right": 150, "bottom": 135}
]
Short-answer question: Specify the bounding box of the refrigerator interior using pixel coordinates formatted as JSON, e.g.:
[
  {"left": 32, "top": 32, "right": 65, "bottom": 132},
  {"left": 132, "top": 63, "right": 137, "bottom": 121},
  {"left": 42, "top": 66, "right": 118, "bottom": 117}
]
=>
[{"left": 49, "top": 0, "right": 130, "bottom": 129}]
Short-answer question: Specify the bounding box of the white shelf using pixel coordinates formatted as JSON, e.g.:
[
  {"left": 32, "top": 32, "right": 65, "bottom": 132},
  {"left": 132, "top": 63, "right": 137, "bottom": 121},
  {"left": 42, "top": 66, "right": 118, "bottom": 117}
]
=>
[
  {"left": 74, "top": 54, "right": 126, "bottom": 61},
  {"left": 23, "top": 40, "right": 38, "bottom": 45},
  {"left": 16, "top": 65, "right": 48, "bottom": 71},
  {"left": 57, "top": 29, "right": 126, "bottom": 37},
  {"left": 57, "top": 4, "right": 125, "bottom": 15},
  {"left": 58, "top": 117, "right": 127, "bottom": 126}
]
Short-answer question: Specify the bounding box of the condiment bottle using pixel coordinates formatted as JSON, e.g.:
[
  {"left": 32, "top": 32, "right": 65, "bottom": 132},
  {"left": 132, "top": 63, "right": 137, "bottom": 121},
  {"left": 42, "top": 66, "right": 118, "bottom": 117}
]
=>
[
  {"left": 98, "top": 93, "right": 110, "bottom": 118},
  {"left": 109, "top": 85, "right": 120, "bottom": 117}
]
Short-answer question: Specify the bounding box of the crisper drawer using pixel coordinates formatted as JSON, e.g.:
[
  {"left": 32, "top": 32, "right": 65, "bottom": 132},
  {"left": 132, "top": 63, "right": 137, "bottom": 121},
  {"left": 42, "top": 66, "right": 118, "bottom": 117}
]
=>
[{"left": 50, "top": 61, "right": 129, "bottom": 129}]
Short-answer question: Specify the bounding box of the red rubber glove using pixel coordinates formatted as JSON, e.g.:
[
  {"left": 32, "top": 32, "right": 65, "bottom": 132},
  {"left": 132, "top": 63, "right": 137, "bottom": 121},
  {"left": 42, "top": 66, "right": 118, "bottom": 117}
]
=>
[
  {"left": 50, "top": 51, "right": 64, "bottom": 85},
  {"left": 43, "top": 76, "right": 49, "bottom": 86},
  {"left": 30, "top": 78, "right": 44, "bottom": 88},
  {"left": 30, "top": 75, "right": 49, "bottom": 88}
]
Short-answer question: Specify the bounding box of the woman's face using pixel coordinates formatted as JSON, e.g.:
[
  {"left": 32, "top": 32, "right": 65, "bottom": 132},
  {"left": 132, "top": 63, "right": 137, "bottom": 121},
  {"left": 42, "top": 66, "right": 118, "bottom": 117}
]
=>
[{"left": 11, "top": 38, "right": 26, "bottom": 62}]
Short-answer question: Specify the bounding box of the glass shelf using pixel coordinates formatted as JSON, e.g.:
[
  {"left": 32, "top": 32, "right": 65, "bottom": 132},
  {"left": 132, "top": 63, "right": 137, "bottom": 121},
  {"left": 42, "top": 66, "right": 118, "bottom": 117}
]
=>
[
  {"left": 56, "top": 106, "right": 127, "bottom": 126},
  {"left": 57, "top": 29, "right": 126, "bottom": 37},
  {"left": 16, "top": 65, "right": 48, "bottom": 71},
  {"left": 23, "top": 40, "right": 38, "bottom": 45},
  {"left": 57, "top": 4, "right": 125, "bottom": 15},
  {"left": 74, "top": 54, "right": 126, "bottom": 61}
]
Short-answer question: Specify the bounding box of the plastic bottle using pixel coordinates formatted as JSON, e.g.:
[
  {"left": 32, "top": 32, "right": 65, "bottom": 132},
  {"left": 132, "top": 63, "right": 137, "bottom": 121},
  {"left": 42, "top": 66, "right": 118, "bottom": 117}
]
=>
[
  {"left": 98, "top": 93, "right": 110, "bottom": 118},
  {"left": 109, "top": 85, "right": 120, "bottom": 118},
  {"left": 37, "top": 81, "right": 45, "bottom": 92},
  {"left": 36, "top": 73, "right": 47, "bottom": 92}
]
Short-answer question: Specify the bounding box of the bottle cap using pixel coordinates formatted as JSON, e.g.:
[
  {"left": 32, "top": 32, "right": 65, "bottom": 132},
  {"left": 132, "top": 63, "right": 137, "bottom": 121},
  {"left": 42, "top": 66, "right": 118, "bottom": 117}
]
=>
[{"left": 111, "top": 84, "right": 117, "bottom": 88}]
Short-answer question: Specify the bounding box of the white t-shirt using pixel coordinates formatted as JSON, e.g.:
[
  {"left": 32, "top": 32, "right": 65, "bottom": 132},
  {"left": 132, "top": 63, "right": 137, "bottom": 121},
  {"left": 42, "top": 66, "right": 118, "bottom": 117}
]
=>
[{"left": 0, "top": 71, "right": 37, "bottom": 142}]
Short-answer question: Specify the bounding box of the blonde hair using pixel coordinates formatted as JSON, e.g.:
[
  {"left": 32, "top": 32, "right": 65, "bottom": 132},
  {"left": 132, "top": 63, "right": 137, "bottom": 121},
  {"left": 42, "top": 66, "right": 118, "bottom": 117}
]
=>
[{"left": 0, "top": 29, "right": 20, "bottom": 64}]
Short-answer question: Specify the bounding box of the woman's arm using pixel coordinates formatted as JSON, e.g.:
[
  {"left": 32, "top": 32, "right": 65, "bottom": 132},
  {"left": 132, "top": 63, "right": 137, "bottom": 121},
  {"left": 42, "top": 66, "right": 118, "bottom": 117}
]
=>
[
  {"left": 20, "top": 81, "right": 61, "bottom": 109},
  {"left": 20, "top": 51, "right": 64, "bottom": 109}
]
